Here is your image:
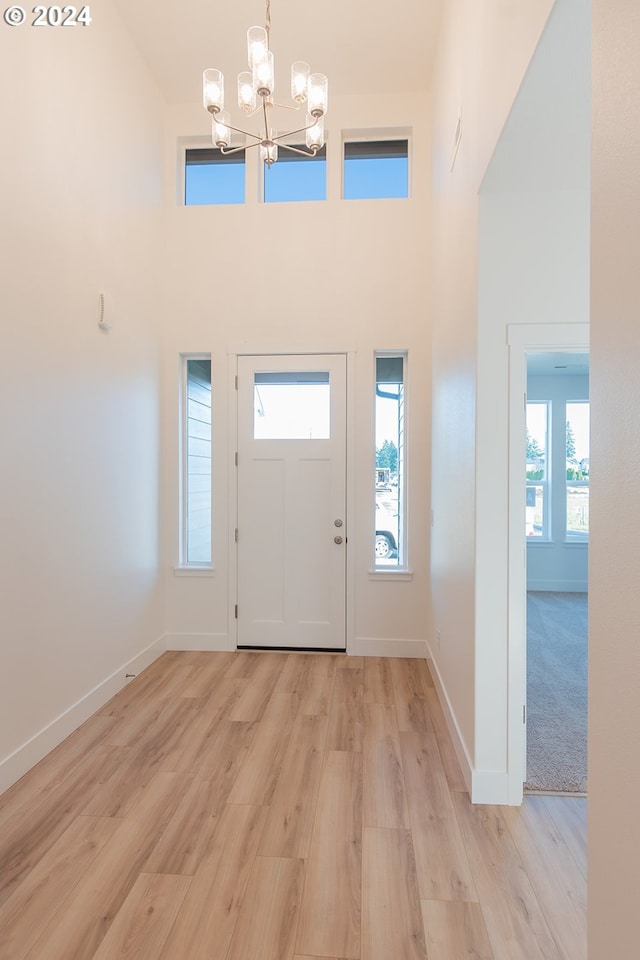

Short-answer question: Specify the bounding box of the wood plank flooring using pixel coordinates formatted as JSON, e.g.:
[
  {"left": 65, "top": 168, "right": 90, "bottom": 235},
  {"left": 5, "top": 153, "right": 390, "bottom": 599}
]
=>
[{"left": 0, "top": 651, "right": 587, "bottom": 960}]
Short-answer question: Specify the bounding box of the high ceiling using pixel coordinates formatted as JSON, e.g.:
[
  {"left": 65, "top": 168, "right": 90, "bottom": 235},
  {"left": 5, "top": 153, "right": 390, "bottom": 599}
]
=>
[{"left": 114, "top": 0, "right": 445, "bottom": 105}]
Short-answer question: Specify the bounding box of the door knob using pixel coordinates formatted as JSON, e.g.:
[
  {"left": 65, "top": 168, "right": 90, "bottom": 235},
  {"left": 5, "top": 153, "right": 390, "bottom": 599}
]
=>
[
  {"left": 334, "top": 536, "right": 343, "bottom": 544},
  {"left": 334, "top": 519, "right": 343, "bottom": 527}
]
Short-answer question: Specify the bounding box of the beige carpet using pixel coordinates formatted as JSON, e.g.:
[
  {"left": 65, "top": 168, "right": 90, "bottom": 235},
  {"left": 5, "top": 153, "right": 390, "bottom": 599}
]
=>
[{"left": 525, "top": 591, "right": 588, "bottom": 794}]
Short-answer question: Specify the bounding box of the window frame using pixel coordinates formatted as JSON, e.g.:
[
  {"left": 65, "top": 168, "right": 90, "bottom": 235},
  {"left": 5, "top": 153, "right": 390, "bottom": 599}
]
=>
[{"left": 178, "top": 354, "right": 213, "bottom": 571}]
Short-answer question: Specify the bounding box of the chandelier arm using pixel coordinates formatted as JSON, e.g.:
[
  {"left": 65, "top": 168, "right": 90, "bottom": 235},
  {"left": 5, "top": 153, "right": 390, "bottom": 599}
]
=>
[
  {"left": 269, "top": 100, "right": 304, "bottom": 113},
  {"left": 219, "top": 119, "right": 264, "bottom": 143},
  {"left": 278, "top": 143, "right": 319, "bottom": 158},
  {"left": 272, "top": 118, "right": 322, "bottom": 143},
  {"left": 243, "top": 104, "right": 264, "bottom": 120},
  {"left": 219, "top": 142, "right": 257, "bottom": 157}
]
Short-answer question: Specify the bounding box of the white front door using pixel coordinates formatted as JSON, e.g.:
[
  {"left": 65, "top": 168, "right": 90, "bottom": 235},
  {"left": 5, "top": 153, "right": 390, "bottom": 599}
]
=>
[{"left": 236, "top": 354, "right": 347, "bottom": 649}]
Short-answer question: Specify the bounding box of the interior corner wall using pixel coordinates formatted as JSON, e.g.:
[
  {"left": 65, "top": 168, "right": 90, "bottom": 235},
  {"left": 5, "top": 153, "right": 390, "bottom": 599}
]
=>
[
  {"left": 160, "top": 92, "right": 433, "bottom": 658},
  {"left": 589, "top": 1, "right": 640, "bottom": 955},
  {"left": 475, "top": 0, "right": 590, "bottom": 799},
  {"left": 428, "top": 0, "right": 555, "bottom": 799},
  {"left": 0, "top": 4, "right": 166, "bottom": 792}
]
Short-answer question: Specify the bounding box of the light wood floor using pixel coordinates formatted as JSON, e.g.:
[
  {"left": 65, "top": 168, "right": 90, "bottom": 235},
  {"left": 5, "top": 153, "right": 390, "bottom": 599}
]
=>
[{"left": 0, "top": 651, "right": 586, "bottom": 960}]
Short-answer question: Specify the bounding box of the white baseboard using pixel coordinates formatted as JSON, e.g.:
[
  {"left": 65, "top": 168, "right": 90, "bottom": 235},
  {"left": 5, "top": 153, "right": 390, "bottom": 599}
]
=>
[
  {"left": 527, "top": 579, "right": 588, "bottom": 592},
  {"left": 349, "top": 637, "right": 429, "bottom": 658},
  {"left": 164, "top": 633, "right": 234, "bottom": 652},
  {"left": 425, "top": 643, "right": 474, "bottom": 796},
  {"left": 426, "top": 642, "right": 516, "bottom": 805},
  {"left": 0, "top": 636, "right": 166, "bottom": 795}
]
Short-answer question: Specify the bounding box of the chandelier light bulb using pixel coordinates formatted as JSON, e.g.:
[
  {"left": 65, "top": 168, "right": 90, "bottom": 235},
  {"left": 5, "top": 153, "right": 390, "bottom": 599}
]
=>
[
  {"left": 291, "top": 61, "right": 310, "bottom": 103},
  {"left": 305, "top": 115, "right": 324, "bottom": 150},
  {"left": 247, "top": 26, "right": 268, "bottom": 68},
  {"left": 238, "top": 72, "right": 256, "bottom": 113},
  {"left": 261, "top": 140, "right": 278, "bottom": 165},
  {"left": 213, "top": 111, "right": 230, "bottom": 148},
  {"left": 307, "top": 73, "right": 328, "bottom": 117},
  {"left": 253, "top": 50, "right": 275, "bottom": 97},
  {"left": 203, "top": 68, "right": 224, "bottom": 114}
]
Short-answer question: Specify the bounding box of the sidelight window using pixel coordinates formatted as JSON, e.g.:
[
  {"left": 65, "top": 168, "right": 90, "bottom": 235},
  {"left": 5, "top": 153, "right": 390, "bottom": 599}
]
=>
[
  {"left": 374, "top": 354, "right": 405, "bottom": 568},
  {"left": 181, "top": 357, "right": 212, "bottom": 564}
]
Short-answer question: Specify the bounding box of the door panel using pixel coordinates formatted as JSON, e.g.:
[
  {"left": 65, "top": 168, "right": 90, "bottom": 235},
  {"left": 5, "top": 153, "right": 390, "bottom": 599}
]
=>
[{"left": 236, "top": 355, "right": 346, "bottom": 649}]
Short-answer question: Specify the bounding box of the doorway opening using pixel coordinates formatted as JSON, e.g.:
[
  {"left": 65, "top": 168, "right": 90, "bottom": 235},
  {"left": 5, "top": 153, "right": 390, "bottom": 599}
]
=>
[{"left": 524, "top": 351, "right": 589, "bottom": 795}]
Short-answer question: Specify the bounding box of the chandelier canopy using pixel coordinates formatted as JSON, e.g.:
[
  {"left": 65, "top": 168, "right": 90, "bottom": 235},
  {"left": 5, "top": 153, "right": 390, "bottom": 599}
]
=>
[{"left": 202, "top": 0, "right": 328, "bottom": 166}]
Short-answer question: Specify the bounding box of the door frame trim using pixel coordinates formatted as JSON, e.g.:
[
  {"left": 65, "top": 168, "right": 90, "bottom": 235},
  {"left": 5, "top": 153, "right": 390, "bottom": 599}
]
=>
[
  {"left": 506, "top": 322, "right": 589, "bottom": 804},
  {"left": 228, "top": 348, "right": 356, "bottom": 653}
]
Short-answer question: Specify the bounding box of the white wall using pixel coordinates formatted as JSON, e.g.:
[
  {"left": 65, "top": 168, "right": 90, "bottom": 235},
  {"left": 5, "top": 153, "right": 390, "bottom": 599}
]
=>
[
  {"left": 476, "top": 0, "right": 590, "bottom": 801},
  {"left": 589, "top": 1, "right": 640, "bottom": 955},
  {"left": 428, "top": 0, "right": 558, "bottom": 798},
  {"left": 527, "top": 373, "right": 589, "bottom": 591},
  {"left": 160, "top": 94, "right": 433, "bottom": 657},
  {"left": 0, "top": 3, "right": 166, "bottom": 791}
]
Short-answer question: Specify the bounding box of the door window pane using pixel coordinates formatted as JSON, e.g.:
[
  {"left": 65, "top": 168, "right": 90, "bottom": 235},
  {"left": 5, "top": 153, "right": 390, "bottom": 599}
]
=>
[{"left": 254, "top": 371, "right": 330, "bottom": 439}]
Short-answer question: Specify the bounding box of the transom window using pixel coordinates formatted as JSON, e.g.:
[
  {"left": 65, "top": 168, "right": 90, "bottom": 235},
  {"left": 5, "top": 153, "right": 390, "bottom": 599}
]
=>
[
  {"left": 263, "top": 146, "right": 327, "bottom": 203},
  {"left": 185, "top": 148, "right": 245, "bottom": 205},
  {"left": 344, "top": 140, "right": 409, "bottom": 200}
]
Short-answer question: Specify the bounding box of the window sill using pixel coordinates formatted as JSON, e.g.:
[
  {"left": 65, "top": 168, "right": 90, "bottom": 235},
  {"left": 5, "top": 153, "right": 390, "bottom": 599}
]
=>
[
  {"left": 173, "top": 565, "right": 215, "bottom": 577},
  {"left": 368, "top": 569, "right": 414, "bottom": 581}
]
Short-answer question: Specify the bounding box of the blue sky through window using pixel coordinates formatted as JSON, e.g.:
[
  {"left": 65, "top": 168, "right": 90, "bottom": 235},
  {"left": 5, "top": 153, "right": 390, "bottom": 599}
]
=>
[
  {"left": 264, "top": 155, "right": 326, "bottom": 202},
  {"left": 185, "top": 160, "right": 245, "bottom": 205},
  {"left": 184, "top": 142, "right": 409, "bottom": 204},
  {"left": 344, "top": 156, "right": 408, "bottom": 200}
]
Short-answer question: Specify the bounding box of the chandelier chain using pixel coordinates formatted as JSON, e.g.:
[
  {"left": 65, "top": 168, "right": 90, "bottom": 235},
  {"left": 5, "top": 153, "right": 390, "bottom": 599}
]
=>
[{"left": 265, "top": 0, "right": 271, "bottom": 43}]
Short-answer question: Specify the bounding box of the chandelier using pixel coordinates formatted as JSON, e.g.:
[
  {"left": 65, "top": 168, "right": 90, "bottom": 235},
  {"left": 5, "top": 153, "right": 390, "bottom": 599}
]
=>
[{"left": 202, "top": 0, "right": 328, "bottom": 166}]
